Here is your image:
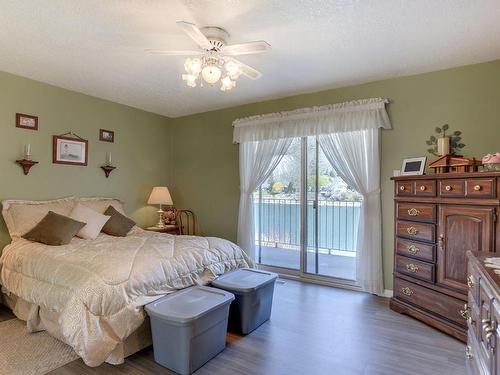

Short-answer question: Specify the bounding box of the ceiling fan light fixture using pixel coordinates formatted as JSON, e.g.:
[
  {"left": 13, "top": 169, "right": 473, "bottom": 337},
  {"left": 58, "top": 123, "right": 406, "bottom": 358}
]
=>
[
  {"left": 151, "top": 21, "right": 270, "bottom": 91},
  {"left": 225, "top": 60, "right": 241, "bottom": 79},
  {"left": 182, "top": 73, "right": 197, "bottom": 87},
  {"left": 201, "top": 65, "right": 222, "bottom": 84},
  {"left": 220, "top": 76, "right": 236, "bottom": 91}
]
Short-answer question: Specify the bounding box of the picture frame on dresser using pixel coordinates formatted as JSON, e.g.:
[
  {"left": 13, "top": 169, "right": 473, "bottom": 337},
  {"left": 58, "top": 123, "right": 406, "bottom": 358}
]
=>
[{"left": 400, "top": 156, "right": 427, "bottom": 176}]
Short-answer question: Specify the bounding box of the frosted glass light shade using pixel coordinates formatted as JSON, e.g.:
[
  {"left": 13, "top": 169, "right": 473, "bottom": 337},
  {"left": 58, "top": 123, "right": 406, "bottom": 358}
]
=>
[
  {"left": 148, "top": 187, "right": 173, "bottom": 205},
  {"left": 201, "top": 65, "right": 222, "bottom": 84}
]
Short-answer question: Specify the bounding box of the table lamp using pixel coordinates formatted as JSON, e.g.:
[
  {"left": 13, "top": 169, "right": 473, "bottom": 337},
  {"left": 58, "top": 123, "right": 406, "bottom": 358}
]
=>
[{"left": 148, "top": 186, "right": 173, "bottom": 228}]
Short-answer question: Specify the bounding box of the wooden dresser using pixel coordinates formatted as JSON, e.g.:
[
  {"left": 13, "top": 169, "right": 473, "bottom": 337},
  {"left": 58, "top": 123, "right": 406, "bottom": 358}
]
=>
[
  {"left": 466, "top": 252, "right": 500, "bottom": 375},
  {"left": 390, "top": 171, "right": 500, "bottom": 342}
]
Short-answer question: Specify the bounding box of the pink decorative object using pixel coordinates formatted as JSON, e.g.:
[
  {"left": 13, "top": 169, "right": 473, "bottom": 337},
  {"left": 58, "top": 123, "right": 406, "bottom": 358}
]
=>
[
  {"left": 482, "top": 153, "right": 500, "bottom": 164},
  {"left": 163, "top": 209, "right": 177, "bottom": 225}
]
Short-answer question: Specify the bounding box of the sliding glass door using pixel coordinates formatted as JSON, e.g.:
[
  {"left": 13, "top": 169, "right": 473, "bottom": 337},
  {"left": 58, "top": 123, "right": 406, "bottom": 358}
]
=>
[
  {"left": 254, "top": 138, "right": 302, "bottom": 270},
  {"left": 255, "top": 136, "right": 360, "bottom": 282}
]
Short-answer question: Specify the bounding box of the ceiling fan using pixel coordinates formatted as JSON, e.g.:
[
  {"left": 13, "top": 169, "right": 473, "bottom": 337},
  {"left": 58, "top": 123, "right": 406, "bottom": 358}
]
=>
[{"left": 147, "top": 21, "right": 271, "bottom": 91}]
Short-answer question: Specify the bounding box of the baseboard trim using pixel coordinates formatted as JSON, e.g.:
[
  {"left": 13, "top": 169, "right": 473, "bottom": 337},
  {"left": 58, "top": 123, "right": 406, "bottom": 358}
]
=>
[{"left": 382, "top": 289, "right": 393, "bottom": 298}]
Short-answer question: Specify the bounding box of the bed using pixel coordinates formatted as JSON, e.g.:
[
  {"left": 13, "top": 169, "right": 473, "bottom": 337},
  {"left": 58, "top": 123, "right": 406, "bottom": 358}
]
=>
[{"left": 0, "top": 197, "right": 252, "bottom": 367}]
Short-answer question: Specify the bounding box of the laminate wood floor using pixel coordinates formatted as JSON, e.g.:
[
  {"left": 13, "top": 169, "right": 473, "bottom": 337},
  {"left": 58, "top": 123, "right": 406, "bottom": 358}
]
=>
[{"left": 1, "top": 280, "right": 466, "bottom": 375}]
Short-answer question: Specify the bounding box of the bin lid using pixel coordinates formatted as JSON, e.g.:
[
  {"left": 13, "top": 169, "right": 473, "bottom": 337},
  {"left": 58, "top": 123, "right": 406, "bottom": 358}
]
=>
[
  {"left": 145, "top": 286, "right": 234, "bottom": 324},
  {"left": 211, "top": 268, "right": 278, "bottom": 293}
]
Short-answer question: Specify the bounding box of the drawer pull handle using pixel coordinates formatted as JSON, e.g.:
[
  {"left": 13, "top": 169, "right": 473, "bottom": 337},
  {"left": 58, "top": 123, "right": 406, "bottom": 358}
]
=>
[
  {"left": 406, "top": 264, "right": 419, "bottom": 273},
  {"left": 407, "top": 208, "right": 420, "bottom": 216},
  {"left": 419, "top": 185, "right": 426, "bottom": 191},
  {"left": 445, "top": 185, "right": 452, "bottom": 191},
  {"left": 438, "top": 234, "right": 445, "bottom": 248},
  {"left": 465, "top": 346, "right": 473, "bottom": 360},
  {"left": 407, "top": 245, "right": 419, "bottom": 255},
  {"left": 399, "top": 186, "right": 406, "bottom": 191},
  {"left": 467, "top": 275, "right": 475, "bottom": 288},
  {"left": 401, "top": 287, "right": 414, "bottom": 296},
  {"left": 473, "top": 184, "right": 482, "bottom": 191},
  {"left": 407, "top": 227, "right": 418, "bottom": 235},
  {"left": 483, "top": 322, "right": 496, "bottom": 348},
  {"left": 459, "top": 304, "right": 470, "bottom": 320}
]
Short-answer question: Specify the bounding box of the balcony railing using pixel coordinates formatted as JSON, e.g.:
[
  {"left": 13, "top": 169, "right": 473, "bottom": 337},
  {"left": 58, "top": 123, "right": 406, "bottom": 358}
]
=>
[{"left": 254, "top": 198, "right": 361, "bottom": 254}]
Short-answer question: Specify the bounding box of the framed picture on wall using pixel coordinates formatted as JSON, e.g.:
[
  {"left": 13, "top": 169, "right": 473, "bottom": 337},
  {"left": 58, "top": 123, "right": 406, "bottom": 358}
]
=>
[
  {"left": 53, "top": 135, "right": 88, "bottom": 166},
  {"left": 99, "top": 129, "right": 114, "bottom": 143},
  {"left": 400, "top": 157, "right": 427, "bottom": 176},
  {"left": 16, "top": 113, "right": 38, "bottom": 130}
]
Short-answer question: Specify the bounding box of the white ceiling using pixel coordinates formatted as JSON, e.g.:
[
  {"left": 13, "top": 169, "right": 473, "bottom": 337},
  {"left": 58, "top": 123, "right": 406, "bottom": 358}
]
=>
[{"left": 1, "top": 1, "right": 500, "bottom": 118}]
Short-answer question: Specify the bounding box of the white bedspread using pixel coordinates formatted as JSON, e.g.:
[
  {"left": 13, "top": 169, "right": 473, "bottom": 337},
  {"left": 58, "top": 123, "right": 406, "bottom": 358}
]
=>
[{"left": 0, "top": 227, "right": 251, "bottom": 366}]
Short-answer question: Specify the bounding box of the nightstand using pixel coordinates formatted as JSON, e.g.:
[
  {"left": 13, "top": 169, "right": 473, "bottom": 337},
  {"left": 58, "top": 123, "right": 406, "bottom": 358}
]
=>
[{"left": 144, "top": 225, "right": 181, "bottom": 235}]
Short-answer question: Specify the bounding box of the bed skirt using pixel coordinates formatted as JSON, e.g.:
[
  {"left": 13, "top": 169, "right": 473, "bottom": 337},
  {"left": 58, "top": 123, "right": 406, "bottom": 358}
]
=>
[{"left": 1, "top": 289, "right": 152, "bottom": 365}]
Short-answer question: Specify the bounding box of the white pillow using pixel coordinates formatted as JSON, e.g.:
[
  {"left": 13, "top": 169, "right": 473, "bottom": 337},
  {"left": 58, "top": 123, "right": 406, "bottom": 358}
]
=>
[
  {"left": 69, "top": 203, "right": 110, "bottom": 240},
  {"left": 2, "top": 197, "right": 77, "bottom": 237},
  {"left": 77, "top": 197, "right": 125, "bottom": 215}
]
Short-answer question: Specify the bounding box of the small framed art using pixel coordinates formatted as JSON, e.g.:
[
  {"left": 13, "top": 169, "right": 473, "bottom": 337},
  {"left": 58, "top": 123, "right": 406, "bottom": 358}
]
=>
[
  {"left": 16, "top": 113, "right": 38, "bottom": 130},
  {"left": 99, "top": 129, "right": 114, "bottom": 143},
  {"left": 53, "top": 135, "right": 88, "bottom": 166},
  {"left": 400, "top": 157, "right": 427, "bottom": 176}
]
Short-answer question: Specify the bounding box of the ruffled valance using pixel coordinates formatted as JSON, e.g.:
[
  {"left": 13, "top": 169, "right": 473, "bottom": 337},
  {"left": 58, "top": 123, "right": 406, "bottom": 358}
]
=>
[{"left": 232, "top": 98, "right": 391, "bottom": 143}]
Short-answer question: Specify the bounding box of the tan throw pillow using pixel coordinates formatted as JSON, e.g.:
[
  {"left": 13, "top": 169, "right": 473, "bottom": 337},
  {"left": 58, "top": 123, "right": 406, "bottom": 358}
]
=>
[
  {"left": 102, "top": 206, "right": 136, "bottom": 237},
  {"left": 22, "top": 211, "right": 86, "bottom": 246},
  {"left": 69, "top": 203, "right": 110, "bottom": 240}
]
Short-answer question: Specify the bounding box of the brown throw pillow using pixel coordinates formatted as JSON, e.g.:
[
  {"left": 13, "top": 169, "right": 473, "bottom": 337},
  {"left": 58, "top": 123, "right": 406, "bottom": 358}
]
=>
[
  {"left": 101, "top": 206, "right": 136, "bottom": 237},
  {"left": 22, "top": 211, "right": 86, "bottom": 246}
]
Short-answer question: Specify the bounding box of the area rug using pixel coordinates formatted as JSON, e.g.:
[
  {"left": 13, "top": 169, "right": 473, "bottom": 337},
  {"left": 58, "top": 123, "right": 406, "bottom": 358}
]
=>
[{"left": 0, "top": 318, "right": 78, "bottom": 375}]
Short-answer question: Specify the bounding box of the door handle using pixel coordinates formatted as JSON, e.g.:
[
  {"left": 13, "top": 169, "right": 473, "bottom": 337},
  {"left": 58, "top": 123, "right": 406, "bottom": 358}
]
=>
[{"left": 438, "top": 234, "right": 445, "bottom": 249}]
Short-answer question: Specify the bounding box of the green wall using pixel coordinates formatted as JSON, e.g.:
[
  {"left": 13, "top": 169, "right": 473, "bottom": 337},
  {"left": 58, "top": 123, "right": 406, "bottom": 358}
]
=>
[
  {"left": 171, "top": 60, "right": 500, "bottom": 290},
  {"left": 2, "top": 60, "right": 500, "bottom": 289},
  {"left": 0, "top": 71, "right": 173, "bottom": 248}
]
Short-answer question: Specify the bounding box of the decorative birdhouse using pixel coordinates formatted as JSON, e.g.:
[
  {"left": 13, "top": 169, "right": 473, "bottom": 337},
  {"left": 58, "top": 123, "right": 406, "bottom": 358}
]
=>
[{"left": 428, "top": 155, "right": 482, "bottom": 174}]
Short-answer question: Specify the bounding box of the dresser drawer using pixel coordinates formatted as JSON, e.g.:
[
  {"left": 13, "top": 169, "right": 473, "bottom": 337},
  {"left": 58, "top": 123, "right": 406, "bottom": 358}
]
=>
[
  {"left": 466, "top": 178, "right": 496, "bottom": 198},
  {"left": 397, "top": 202, "right": 436, "bottom": 223},
  {"left": 395, "top": 255, "right": 434, "bottom": 282},
  {"left": 394, "top": 277, "right": 466, "bottom": 327},
  {"left": 415, "top": 180, "right": 436, "bottom": 197},
  {"left": 396, "top": 180, "right": 414, "bottom": 196},
  {"left": 439, "top": 179, "right": 466, "bottom": 197},
  {"left": 396, "top": 238, "right": 435, "bottom": 262},
  {"left": 396, "top": 220, "right": 435, "bottom": 243}
]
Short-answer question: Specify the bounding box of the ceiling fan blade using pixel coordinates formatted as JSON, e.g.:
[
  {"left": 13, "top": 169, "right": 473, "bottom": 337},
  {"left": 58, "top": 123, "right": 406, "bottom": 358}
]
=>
[
  {"left": 222, "top": 41, "right": 271, "bottom": 56},
  {"left": 146, "top": 49, "right": 202, "bottom": 56},
  {"left": 176, "top": 21, "right": 212, "bottom": 50},
  {"left": 228, "top": 57, "right": 262, "bottom": 80}
]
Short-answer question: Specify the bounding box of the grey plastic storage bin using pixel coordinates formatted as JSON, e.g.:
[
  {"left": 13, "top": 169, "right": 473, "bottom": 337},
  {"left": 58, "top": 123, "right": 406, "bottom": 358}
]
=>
[
  {"left": 145, "top": 286, "right": 234, "bottom": 375},
  {"left": 211, "top": 268, "right": 278, "bottom": 334}
]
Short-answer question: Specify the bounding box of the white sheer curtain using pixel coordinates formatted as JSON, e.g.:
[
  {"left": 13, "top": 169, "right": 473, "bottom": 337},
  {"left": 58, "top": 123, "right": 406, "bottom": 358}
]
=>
[
  {"left": 319, "top": 129, "right": 383, "bottom": 295},
  {"left": 237, "top": 138, "right": 293, "bottom": 260},
  {"left": 233, "top": 98, "right": 390, "bottom": 294}
]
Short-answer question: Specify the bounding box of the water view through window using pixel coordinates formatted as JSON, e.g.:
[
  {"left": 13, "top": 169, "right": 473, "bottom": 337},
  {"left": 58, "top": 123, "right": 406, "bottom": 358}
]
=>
[{"left": 254, "top": 137, "right": 361, "bottom": 280}]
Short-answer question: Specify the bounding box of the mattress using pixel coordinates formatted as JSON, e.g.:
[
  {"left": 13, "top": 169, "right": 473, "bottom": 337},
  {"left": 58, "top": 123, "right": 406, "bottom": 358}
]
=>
[{"left": 0, "top": 227, "right": 252, "bottom": 366}]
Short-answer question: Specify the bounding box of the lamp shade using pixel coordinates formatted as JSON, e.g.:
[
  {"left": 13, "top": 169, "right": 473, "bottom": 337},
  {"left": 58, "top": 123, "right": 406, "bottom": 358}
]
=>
[{"left": 147, "top": 187, "right": 173, "bottom": 205}]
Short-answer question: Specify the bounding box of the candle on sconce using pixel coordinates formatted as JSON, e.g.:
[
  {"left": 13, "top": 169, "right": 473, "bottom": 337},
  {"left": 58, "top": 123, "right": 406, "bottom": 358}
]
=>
[
  {"left": 106, "top": 152, "right": 112, "bottom": 165},
  {"left": 25, "top": 144, "right": 32, "bottom": 160}
]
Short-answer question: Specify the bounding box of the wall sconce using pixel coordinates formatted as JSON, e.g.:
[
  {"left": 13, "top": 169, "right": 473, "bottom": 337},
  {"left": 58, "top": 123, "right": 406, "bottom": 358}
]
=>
[
  {"left": 16, "top": 144, "right": 38, "bottom": 175},
  {"left": 101, "top": 151, "right": 116, "bottom": 178}
]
